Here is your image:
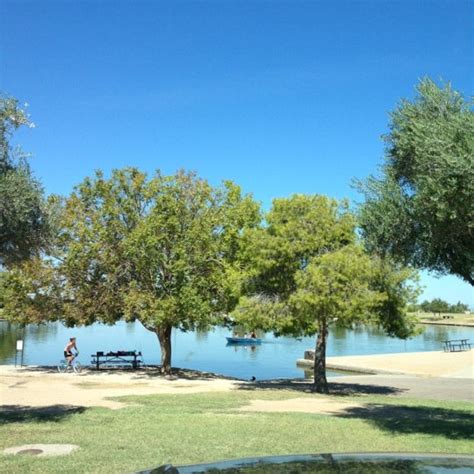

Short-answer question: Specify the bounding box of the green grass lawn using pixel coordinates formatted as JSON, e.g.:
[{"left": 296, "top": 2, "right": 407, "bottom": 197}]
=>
[{"left": 1, "top": 390, "right": 473, "bottom": 474}]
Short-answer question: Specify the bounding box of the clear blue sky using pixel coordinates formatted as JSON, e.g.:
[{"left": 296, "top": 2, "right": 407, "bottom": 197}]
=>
[{"left": 1, "top": 0, "right": 472, "bottom": 306}]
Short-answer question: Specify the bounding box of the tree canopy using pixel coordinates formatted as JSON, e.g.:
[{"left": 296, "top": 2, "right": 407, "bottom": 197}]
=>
[
  {"left": 0, "top": 96, "right": 49, "bottom": 267},
  {"left": 357, "top": 78, "right": 474, "bottom": 285},
  {"left": 233, "top": 194, "right": 418, "bottom": 392},
  {"left": 1, "top": 168, "right": 260, "bottom": 373},
  {"left": 417, "top": 298, "right": 470, "bottom": 314}
]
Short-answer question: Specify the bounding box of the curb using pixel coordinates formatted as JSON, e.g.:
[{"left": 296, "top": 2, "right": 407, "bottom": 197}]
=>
[{"left": 297, "top": 359, "right": 419, "bottom": 376}]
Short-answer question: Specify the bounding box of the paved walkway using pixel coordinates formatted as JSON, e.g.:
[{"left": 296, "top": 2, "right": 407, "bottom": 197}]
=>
[
  {"left": 328, "top": 350, "right": 473, "bottom": 378},
  {"left": 329, "top": 374, "right": 474, "bottom": 402}
]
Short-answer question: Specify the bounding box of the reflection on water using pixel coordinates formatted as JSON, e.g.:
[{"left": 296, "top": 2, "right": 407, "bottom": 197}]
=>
[
  {"left": 226, "top": 343, "right": 260, "bottom": 361},
  {"left": 0, "top": 322, "right": 58, "bottom": 363},
  {"left": 0, "top": 322, "right": 18, "bottom": 362},
  {"left": 195, "top": 329, "right": 209, "bottom": 342},
  {"left": 0, "top": 320, "right": 472, "bottom": 380}
]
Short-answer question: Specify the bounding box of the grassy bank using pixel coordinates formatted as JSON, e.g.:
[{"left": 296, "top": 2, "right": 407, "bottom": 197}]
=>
[{"left": 1, "top": 389, "right": 473, "bottom": 474}]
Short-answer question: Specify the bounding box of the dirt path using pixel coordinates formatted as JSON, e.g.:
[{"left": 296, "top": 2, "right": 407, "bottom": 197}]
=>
[
  {"left": 239, "top": 397, "right": 365, "bottom": 415},
  {"left": 2, "top": 365, "right": 472, "bottom": 414},
  {"left": 0, "top": 366, "right": 368, "bottom": 416},
  {"left": 0, "top": 366, "right": 239, "bottom": 409}
]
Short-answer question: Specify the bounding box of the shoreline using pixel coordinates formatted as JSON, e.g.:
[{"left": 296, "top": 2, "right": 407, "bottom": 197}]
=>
[
  {"left": 419, "top": 320, "right": 474, "bottom": 327},
  {"left": 297, "top": 350, "right": 473, "bottom": 378}
]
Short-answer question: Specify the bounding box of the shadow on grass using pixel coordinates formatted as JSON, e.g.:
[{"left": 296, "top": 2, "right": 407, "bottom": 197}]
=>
[
  {"left": 337, "top": 404, "right": 474, "bottom": 440},
  {"left": 235, "top": 379, "right": 405, "bottom": 396},
  {"left": 0, "top": 405, "right": 87, "bottom": 424}
]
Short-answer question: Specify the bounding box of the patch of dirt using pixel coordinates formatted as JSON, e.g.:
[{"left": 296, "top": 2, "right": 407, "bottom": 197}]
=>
[
  {"left": 0, "top": 367, "right": 240, "bottom": 410},
  {"left": 3, "top": 444, "right": 79, "bottom": 457},
  {"left": 7, "top": 381, "right": 28, "bottom": 389},
  {"left": 18, "top": 449, "right": 44, "bottom": 455},
  {"left": 74, "top": 382, "right": 150, "bottom": 390},
  {"left": 239, "top": 397, "right": 365, "bottom": 415}
]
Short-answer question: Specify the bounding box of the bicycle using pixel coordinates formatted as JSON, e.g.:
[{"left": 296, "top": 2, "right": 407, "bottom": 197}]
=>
[{"left": 57, "top": 352, "right": 82, "bottom": 374}]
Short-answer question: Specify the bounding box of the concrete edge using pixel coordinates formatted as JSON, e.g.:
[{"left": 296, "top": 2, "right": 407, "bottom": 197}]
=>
[
  {"left": 297, "top": 359, "right": 411, "bottom": 376},
  {"left": 419, "top": 321, "right": 474, "bottom": 327}
]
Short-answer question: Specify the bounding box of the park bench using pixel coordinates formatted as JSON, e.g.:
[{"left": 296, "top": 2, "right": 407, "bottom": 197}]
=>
[
  {"left": 443, "top": 339, "right": 471, "bottom": 352},
  {"left": 91, "top": 350, "right": 144, "bottom": 370}
]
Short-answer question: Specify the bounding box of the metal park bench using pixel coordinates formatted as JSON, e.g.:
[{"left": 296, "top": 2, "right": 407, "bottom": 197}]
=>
[
  {"left": 91, "top": 350, "right": 144, "bottom": 370},
  {"left": 443, "top": 339, "right": 471, "bottom": 352}
]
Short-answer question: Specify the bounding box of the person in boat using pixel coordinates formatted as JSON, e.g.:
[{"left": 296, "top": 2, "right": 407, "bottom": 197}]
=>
[{"left": 250, "top": 331, "right": 257, "bottom": 339}]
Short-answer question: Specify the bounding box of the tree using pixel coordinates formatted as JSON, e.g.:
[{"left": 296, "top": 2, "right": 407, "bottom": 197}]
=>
[
  {"left": 1, "top": 168, "right": 259, "bottom": 373},
  {"left": 419, "top": 298, "right": 469, "bottom": 314},
  {"left": 406, "top": 303, "right": 420, "bottom": 313},
  {"left": 0, "top": 96, "right": 49, "bottom": 266},
  {"left": 357, "top": 78, "right": 474, "bottom": 285},
  {"left": 426, "top": 298, "right": 450, "bottom": 315},
  {"left": 234, "top": 195, "right": 418, "bottom": 393},
  {"left": 419, "top": 300, "right": 431, "bottom": 312},
  {"left": 449, "top": 301, "right": 470, "bottom": 313}
]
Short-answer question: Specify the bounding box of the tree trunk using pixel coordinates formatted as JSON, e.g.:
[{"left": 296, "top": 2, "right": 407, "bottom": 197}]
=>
[
  {"left": 156, "top": 325, "right": 172, "bottom": 375},
  {"left": 313, "top": 318, "right": 328, "bottom": 393}
]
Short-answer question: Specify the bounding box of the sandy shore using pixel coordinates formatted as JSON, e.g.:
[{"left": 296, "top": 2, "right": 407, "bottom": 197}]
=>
[
  {"left": 0, "top": 366, "right": 380, "bottom": 415},
  {"left": 0, "top": 366, "right": 240, "bottom": 409},
  {"left": 298, "top": 350, "right": 473, "bottom": 378}
]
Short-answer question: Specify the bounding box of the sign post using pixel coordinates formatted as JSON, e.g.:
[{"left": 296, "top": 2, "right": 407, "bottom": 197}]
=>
[{"left": 15, "top": 339, "right": 24, "bottom": 367}]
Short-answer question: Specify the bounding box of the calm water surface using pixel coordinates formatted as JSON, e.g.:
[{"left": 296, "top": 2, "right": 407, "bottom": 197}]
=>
[{"left": 0, "top": 320, "right": 472, "bottom": 380}]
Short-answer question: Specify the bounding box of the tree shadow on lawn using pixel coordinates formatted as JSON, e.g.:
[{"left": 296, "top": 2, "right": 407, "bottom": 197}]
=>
[
  {"left": 236, "top": 379, "right": 405, "bottom": 397},
  {"left": 0, "top": 405, "right": 87, "bottom": 425},
  {"left": 336, "top": 404, "right": 474, "bottom": 440}
]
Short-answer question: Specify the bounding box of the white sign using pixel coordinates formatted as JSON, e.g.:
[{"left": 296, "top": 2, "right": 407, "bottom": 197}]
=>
[{"left": 16, "top": 340, "right": 23, "bottom": 351}]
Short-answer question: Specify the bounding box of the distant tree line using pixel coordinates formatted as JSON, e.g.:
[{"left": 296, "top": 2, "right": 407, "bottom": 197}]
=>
[{"left": 409, "top": 298, "right": 471, "bottom": 314}]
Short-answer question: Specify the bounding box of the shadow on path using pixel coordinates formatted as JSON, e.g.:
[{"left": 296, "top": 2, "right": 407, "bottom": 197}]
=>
[
  {"left": 236, "top": 379, "right": 405, "bottom": 396},
  {"left": 126, "top": 366, "right": 241, "bottom": 381},
  {"left": 337, "top": 404, "right": 474, "bottom": 440},
  {"left": 12, "top": 365, "right": 237, "bottom": 381},
  {"left": 0, "top": 405, "right": 87, "bottom": 425}
]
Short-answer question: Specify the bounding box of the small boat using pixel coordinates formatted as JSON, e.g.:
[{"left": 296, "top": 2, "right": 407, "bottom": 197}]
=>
[{"left": 226, "top": 337, "right": 262, "bottom": 345}]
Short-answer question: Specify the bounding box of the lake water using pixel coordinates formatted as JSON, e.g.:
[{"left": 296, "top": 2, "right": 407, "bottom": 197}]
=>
[{"left": 1, "top": 320, "right": 472, "bottom": 380}]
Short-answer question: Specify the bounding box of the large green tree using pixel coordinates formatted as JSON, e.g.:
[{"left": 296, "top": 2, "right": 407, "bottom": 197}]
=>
[
  {"left": 357, "top": 78, "right": 474, "bottom": 285},
  {"left": 2, "top": 168, "right": 259, "bottom": 373},
  {"left": 234, "top": 194, "right": 418, "bottom": 392},
  {"left": 0, "top": 96, "right": 49, "bottom": 266}
]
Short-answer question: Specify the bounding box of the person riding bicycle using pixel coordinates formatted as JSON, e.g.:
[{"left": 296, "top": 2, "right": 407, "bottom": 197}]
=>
[{"left": 64, "top": 337, "right": 79, "bottom": 366}]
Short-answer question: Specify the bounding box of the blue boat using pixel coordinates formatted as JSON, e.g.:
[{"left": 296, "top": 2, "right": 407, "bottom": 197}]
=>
[{"left": 226, "top": 336, "right": 262, "bottom": 344}]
